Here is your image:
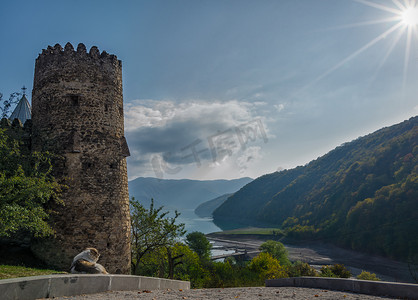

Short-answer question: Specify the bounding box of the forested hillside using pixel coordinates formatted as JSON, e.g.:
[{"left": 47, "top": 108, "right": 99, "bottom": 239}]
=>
[
  {"left": 213, "top": 116, "right": 417, "bottom": 261},
  {"left": 128, "top": 177, "right": 252, "bottom": 210},
  {"left": 194, "top": 193, "right": 233, "bottom": 218}
]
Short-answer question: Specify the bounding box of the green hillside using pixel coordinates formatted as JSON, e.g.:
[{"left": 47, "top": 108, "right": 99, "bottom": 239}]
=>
[
  {"left": 213, "top": 116, "right": 418, "bottom": 261},
  {"left": 194, "top": 193, "right": 233, "bottom": 218},
  {"left": 128, "top": 177, "right": 252, "bottom": 210}
]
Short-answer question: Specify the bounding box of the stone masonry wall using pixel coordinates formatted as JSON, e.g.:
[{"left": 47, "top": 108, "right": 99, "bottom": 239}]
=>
[{"left": 30, "top": 43, "right": 131, "bottom": 274}]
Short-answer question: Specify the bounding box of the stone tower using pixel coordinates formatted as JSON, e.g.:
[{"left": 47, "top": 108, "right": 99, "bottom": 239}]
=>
[{"left": 31, "top": 43, "right": 131, "bottom": 274}]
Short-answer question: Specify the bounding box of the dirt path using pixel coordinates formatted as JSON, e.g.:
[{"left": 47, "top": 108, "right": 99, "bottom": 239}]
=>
[
  {"left": 206, "top": 234, "right": 414, "bottom": 283},
  {"left": 49, "top": 287, "right": 398, "bottom": 300}
]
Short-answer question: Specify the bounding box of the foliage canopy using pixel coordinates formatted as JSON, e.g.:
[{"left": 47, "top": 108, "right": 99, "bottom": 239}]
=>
[
  {"left": 260, "top": 240, "right": 290, "bottom": 266},
  {"left": 186, "top": 231, "right": 212, "bottom": 262},
  {"left": 0, "top": 128, "right": 63, "bottom": 238},
  {"left": 130, "top": 198, "right": 186, "bottom": 275}
]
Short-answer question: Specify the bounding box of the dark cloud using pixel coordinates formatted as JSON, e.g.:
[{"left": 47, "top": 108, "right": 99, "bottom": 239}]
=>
[{"left": 125, "top": 100, "right": 268, "bottom": 179}]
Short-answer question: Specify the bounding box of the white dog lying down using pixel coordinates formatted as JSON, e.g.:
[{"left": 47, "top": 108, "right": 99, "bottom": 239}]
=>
[{"left": 70, "top": 247, "right": 108, "bottom": 274}]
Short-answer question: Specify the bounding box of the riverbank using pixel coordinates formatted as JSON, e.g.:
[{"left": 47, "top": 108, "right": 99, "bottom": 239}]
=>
[{"left": 206, "top": 232, "right": 414, "bottom": 283}]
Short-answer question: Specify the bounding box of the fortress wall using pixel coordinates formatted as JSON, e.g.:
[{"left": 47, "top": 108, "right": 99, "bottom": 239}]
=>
[{"left": 30, "top": 43, "right": 131, "bottom": 274}]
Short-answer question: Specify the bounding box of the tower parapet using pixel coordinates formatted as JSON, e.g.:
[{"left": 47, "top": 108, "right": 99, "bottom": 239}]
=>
[
  {"left": 34, "top": 43, "right": 121, "bottom": 92},
  {"left": 31, "top": 43, "right": 131, "bottom": 274}
]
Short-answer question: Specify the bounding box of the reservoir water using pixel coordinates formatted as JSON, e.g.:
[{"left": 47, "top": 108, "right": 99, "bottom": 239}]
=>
[{"left": 175, "top": 208, "right": 221, "bottom": 234}]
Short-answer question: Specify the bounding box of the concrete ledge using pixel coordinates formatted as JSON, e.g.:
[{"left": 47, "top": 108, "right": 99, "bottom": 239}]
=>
[
  {"left": 0, "top": 274, "right": 190, "bottom": 300},
  {"left": 266, "top": 277, "right": 418, "bottom": 299}
]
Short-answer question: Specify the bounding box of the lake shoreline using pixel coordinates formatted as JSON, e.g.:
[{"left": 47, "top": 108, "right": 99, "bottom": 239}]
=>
[{"left": 206, "top": 232, "right": 414, "bottom": 283}]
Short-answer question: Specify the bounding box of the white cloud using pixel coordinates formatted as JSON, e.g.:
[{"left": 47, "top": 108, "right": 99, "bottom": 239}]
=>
[
  {"left": 274, "top": 103, "right": 285, "bottom": 112},
  {"left": 124, "top": 99, "right": 269, "bottom": 179},
  {"left": 125, "top": 99, "right": 254, "bottom": 132},
  {"left": 237, "top": 146, "right": 263, "bottom": 173}
]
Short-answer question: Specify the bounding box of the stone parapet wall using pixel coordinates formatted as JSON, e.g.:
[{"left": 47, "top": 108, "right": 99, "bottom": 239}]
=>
[
  {"left": 0, "top": 274, "right": 190, "bottom": 300},
  {"left": 266, "top": 277, "right": 418, "bottom": 299}
]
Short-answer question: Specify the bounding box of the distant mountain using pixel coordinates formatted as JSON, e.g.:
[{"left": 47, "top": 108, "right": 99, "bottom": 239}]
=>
[
  {"left": 194, "top": 193, "right": 233, "bottom": 218},
  {"left": 128, "top": 177, "right": 252, "bottom": 210},
  {"left": 213, "top": 116, "right": 418, "bottom": 261}
]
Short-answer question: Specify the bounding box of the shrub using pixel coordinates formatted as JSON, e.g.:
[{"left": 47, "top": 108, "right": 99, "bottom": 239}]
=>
[
  {"left": 249, "top": 252, "right": 288, "bottom": 281},
  {"left": 320, "top": 264, "right": 351, "bottom": 278},
  {"left": 320, "top": 265, "right": 338, "bottom": 278},
  {"left": 357, "top": 271, "right": 380, "bottom": 281},
  {"left": 287, "top": 261, "right": 318, "bottom": 277},
  {"left": 330, "top": 264, "right": 351, "bottom": 278}
]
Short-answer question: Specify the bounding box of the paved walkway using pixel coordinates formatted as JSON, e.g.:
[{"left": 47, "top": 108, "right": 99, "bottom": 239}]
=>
[{"left": 49, "top": 287, "right": 397, "bottom": 299}]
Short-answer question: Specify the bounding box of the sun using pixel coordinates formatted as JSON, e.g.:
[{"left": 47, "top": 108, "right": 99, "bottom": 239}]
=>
[
  {"left": 303, "top": 0, "right": 418, "bottom": 93},
  {"left": 401, "top": 6, "right": 418, "bottom": 26}
]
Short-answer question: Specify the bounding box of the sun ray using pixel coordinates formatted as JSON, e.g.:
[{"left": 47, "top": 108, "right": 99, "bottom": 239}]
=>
[
  {"left": 414, "top": 24, "right": 418, "bottom": 39},
  {"left": 287, "top": 0, "right": 418, "bottom": 101},
  {"left": 325, "top": 17, "right": 401, "bottom": 30},
  {"left": 402, "top": 25, "right": 413, "bottom": 92},
  {"left": 369, "top": 26, "right": 406, "bottom": 84},
  {"left": 354, "top": 0, "right": 403, "bottom": 15},
  {"left": 302, "top": 22, "right": 404, "bottom": 91},
  {"left": 392, "top": 0, "right": 407, "bottom": 10}
]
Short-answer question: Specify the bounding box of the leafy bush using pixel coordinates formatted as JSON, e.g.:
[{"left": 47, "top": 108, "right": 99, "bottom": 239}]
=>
[
  {"left": 357, "top": 271, "right": 380, "bottom": 281},
  {"left": 287, "top": 261, "right": 318, "bottom": 277},
  {"left": 320, "top": 265, "right": 338, "bottom": 278},
  {"left": 320, "top": 264, "right": 351, "bottom": 278},
  {"left": 248, "top": 252, "right": 288, "bottom": 281}
]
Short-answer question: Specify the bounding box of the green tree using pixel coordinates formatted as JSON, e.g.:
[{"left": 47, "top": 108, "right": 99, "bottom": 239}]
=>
[
  {"left": 0, "top": 92, "right": 20, "bottom": 119},
  {"left": 259, "top": 240, "right": 291, "bottom": 266},
  {"left": 0, "top": 129, "right": 63, "bottom": 237},
  {"left": 130, "top": 198, "right": 186, "bottom": 275},
  {"left": 169, "top": 243, "right": 209, "bottom": 288},
  {"left": 248, "top": 252, "right": 288, "bottom": 281},
  {"left": 185, "top": 231, "right": 212, "bottom": 262}
]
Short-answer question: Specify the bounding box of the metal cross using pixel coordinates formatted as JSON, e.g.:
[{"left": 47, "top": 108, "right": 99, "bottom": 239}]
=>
[{"left": 21, "top": 85, "right": 27, "bottom": 95}]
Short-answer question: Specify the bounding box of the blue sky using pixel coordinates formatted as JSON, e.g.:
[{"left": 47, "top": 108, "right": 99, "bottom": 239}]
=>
[{"left": 1, "top": 0, "right": 417, "bottom": 180}]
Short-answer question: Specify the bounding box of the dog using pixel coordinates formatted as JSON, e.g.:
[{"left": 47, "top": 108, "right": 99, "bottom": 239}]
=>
[{"left": 70, "top": 247, "right": 108, "bottom": 274}]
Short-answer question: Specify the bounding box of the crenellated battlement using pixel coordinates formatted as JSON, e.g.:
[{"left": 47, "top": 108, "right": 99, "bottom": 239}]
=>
[
  {"left": 36, "top": 42, "right": 121, "bottom": 66},
  {"left": 34, "top": 43, "right": 122, "bottom": 90}
]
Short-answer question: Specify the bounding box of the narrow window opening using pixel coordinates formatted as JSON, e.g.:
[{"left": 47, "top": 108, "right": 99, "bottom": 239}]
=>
[{"left": 70, "top": 95, "right": 80, "bottom": 106}]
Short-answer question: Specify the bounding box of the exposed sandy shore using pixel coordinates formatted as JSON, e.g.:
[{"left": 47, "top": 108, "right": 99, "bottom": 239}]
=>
[
  {"left": 206, "top": 233, "right": 413, "bottom": 283},
  {"left": 49, "top": 287, "right": 398, "bottom": 299}
]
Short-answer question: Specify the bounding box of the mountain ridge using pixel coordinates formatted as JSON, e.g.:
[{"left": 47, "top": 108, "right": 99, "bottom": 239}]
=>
[
  {"left": 213, "top": 116, "right": 418, "bottom": 261},
  {"left": 128, "top": 176, "right": 253, "bottom": 210},
  {"left": 194, "top": 193, "right": 233, "bottom": 218}
]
